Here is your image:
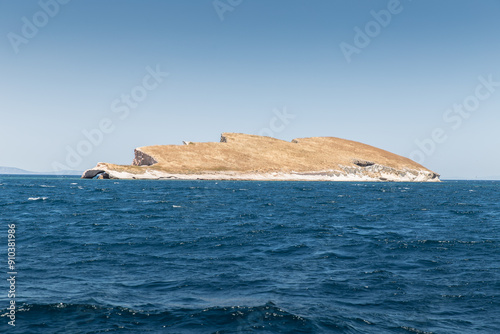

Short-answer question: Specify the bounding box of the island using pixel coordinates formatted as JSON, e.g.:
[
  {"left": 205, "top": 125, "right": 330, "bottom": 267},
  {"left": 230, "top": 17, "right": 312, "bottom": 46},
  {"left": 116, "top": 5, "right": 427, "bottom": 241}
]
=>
[{"left": 81, "top": 133, "right": 440, "bottom": 182}]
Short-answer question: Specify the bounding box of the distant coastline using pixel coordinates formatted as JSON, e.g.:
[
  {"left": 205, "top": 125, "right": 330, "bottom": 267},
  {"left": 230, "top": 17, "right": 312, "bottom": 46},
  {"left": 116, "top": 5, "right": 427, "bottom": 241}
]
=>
[{"left": 0, "top": 166, "right": 82, "bottom": 176}]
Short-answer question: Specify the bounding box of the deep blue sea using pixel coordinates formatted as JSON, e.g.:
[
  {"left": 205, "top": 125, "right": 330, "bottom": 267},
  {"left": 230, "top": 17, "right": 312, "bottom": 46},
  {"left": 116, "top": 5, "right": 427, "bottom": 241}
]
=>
[{"left": 0, "top": 176, "right": 499, "bottom": 333}]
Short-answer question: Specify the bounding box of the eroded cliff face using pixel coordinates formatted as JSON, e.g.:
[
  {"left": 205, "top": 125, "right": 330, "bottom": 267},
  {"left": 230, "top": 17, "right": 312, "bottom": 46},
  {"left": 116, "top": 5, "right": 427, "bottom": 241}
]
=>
[
  {"left": 132, "top": 149, "right": 158, "bottom": 166},
  {"left": 81, "top": 133, "right": 441, "bottom": 182}
]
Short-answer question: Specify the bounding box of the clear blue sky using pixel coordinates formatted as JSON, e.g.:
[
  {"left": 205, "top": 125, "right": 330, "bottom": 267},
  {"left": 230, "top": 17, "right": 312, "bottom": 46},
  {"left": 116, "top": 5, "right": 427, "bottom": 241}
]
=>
[{"left": 1, "top": 0, "right": 499, "bottom": 179}]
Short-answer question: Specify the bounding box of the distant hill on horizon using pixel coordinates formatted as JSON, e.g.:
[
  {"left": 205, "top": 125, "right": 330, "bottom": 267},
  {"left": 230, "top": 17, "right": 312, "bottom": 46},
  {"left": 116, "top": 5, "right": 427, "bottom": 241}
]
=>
[{"left": 0, "top": 166, "right": 82, "bottom": 176}]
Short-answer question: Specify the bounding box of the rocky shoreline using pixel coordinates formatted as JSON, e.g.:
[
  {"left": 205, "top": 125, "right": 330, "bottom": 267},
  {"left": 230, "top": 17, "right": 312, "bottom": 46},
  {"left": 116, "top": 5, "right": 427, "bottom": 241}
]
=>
[{"left": 82, "top": 163, "right": 440, "bottom": 182}]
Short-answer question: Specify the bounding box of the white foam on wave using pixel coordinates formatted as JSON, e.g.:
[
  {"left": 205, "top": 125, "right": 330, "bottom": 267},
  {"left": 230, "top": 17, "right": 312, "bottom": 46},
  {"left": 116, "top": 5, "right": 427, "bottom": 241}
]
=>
[
  {"left": 40, "top": 185, "right": 55, "bottom": 188},
  {"left": 70, "top": 183, "right": 78, "bottom": 185},
  {"left": 28, "top": 197, "right": 48, "bottom": 201},
  {"left": 172, "top": 205, "right": 182, "bottom": 208}
]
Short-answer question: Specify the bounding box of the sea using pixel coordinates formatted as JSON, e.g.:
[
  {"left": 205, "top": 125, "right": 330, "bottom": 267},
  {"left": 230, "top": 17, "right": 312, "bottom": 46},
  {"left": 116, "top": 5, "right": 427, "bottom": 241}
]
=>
[{"left": 0, "top": 176, "right": 499, "bottom": 333}]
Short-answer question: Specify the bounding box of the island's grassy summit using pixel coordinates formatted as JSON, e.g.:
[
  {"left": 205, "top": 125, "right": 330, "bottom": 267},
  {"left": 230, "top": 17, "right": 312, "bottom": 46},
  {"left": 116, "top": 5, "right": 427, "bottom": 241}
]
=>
[{"left": 82, "top": 133, "right": 440, "bottom": 181}]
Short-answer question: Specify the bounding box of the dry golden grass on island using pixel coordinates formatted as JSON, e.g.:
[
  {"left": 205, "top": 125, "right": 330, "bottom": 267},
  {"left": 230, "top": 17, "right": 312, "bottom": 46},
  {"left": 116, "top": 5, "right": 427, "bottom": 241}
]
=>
[{"left": 82, "top": 133, "right": 440, "bottom": 182}]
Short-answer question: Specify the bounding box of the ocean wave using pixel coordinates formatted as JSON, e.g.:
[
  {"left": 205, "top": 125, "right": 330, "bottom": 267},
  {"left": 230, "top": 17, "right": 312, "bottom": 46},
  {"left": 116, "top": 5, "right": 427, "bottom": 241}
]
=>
[
  {"left": 28, "top": 197, "right": 48, "bottom": 201},
  {"left": 3, "top": 302, "right": 315, "bottom": 333}
]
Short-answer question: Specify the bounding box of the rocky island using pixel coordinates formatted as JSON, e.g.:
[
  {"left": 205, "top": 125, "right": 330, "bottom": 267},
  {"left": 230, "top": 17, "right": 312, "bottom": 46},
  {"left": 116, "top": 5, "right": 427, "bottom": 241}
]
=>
[{"left": 82, "top": 133, "right": 440, "bottom": 182}]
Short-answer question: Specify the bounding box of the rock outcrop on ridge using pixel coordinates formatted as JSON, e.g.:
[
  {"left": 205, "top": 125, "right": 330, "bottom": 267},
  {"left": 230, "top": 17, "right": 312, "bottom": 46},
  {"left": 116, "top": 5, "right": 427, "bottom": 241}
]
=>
[{"left": 81, "top": 133, "right": 440, "bottom": 182}]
